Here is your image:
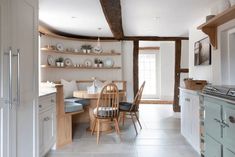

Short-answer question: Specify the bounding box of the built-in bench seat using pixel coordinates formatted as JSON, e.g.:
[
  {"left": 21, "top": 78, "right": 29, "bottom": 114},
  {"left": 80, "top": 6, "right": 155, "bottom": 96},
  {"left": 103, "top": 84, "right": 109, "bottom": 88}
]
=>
[
  {"left": 64, "top": 98, "right": 90, "bottom": 113},
  {"left": 54, "top": 80, "right": 126, "bottom": 148}
]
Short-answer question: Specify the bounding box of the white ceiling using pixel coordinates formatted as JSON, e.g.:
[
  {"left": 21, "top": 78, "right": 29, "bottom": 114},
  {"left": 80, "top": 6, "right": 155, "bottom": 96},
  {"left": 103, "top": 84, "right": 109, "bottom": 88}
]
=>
[
  {"left": 39, "top": 0, "right": 219, "bottom": 37},
  {"left": 121, "top": 0, "right": 219, "bottom": 37},
  {"left": 39, "top": 0, "right": 113, "bottom": 37}
]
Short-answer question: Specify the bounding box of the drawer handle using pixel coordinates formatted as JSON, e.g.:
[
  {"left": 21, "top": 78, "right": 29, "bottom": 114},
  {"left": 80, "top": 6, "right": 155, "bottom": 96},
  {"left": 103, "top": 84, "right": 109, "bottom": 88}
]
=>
[
  {"left": 43, "top": 117, "right": 50, "bottom": 121},
  {"left": 229, "top": 116, "right": 235, "bottom": 124},
  {"left": 185, "top": 98, "right": 190, "bottom": 102},
  {"left": 39, "top": 105, "right": 42, "bottom": 108}
]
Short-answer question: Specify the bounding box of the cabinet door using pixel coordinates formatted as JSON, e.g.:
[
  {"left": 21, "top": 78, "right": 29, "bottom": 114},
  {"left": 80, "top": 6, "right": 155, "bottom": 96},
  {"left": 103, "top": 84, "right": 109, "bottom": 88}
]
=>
[
  {"left": 191, "top": 94, "right": 200, "bottom": 153},
  {"left": 205, "top": 100, "right": 222, "bottom": 140},
  {"left": 42, "top": 108, "right": 56, "bottom": 154},
  {"left": 180, "top": 93, "right": 187, "bottom": 137},
  {"left": 39, "top": 114, "right": 44, "bottom": 156},
  {"left": 224, "top": 148, "right": 235, "bottom": 157},
  {"left": 11, "top": 0, "right": 38, "bottom": 156},
  {"left": 223, "top": 105, "right": 235, "bottom": 149},
  {"left": 205, "top": 135, "right": 222, "bottom": 157}
]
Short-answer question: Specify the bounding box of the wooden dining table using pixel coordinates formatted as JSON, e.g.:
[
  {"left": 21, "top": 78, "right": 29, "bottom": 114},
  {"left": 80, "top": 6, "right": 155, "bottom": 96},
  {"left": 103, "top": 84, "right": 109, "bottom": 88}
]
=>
[{"left": 73, "top": 90, "right": 126, "bottom": 132}]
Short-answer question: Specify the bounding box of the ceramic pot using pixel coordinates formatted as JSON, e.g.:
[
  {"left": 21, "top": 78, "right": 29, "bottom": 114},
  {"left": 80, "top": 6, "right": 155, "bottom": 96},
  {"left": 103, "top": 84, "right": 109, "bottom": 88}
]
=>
[
  {"left": 60, "top": 62, "right": 64, "bottom": 67},
  {"left": 82, "top": 49, "right": 87, "bottom": 53},
  {"left": 87, "top": 49, "right": 91, "bottom": 53},
  {"left": 56, "top": 62, "right": 60, "bottom": 67},
  {"left": 94, "top": 64, "right": 98, "bottom": 68},
  {"left": 99, "top": 63, "right": 103, "bottom": 68}
]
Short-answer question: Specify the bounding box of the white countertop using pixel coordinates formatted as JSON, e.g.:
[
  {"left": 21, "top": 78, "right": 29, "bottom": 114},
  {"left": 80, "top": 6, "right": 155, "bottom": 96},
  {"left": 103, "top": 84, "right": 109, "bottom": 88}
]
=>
[
  {"left": 179, "top": 87, "right": 201, "bottom": 95},
  {"left": 39, "top": 82, "right": 57, "bottom": 97}
]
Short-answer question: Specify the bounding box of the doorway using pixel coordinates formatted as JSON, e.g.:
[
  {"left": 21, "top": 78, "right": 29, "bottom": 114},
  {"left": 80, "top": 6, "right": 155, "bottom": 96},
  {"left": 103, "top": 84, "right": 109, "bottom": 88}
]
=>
[{"left": 138, "top": 41, "right": 175, "bottom": 103}]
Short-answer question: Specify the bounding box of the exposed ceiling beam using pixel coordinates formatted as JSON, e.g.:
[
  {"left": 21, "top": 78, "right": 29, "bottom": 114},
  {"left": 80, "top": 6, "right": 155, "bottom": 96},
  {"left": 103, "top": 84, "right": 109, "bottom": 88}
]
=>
[
  {"left": 39, "top": 22, "right": 189, "bottom": 41},
  {"left": 100, "top": 0, "right": 124, "bottom": 40},
  {"left": 39, "top": 22, "right": 118, "bottom": 41},
  {"left": 124, "top": 36, "right": 189, "bottom": 41}
]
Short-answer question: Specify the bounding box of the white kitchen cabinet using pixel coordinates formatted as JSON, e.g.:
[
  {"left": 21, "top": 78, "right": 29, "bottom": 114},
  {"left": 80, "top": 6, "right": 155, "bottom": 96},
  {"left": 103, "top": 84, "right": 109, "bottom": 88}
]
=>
[
  {"left": 39, "top": 93, "right": 56, "bottom": 157},
  {"left": 0, "top": 0, "right": 38, "bottom": 156},
  {"left": 180, "top": 88, "right": 200, "bottom": 154}
]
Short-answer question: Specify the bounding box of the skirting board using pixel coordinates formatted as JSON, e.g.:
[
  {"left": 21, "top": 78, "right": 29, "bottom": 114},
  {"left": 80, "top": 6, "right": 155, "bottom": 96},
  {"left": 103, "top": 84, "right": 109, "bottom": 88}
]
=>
[{"left": 140, "top": 100, "right": 173, "bottom": 104}]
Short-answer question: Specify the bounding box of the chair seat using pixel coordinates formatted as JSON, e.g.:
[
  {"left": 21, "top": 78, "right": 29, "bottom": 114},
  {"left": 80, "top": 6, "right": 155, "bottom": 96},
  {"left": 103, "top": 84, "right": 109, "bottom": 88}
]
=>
[
  {"left": 64, "top": 102, "right": 83, "bottom": 113},
  {"left": 65, "top": 97, "right": 90, "bottom": 107},
  {"left": 93, "top": 107, "right": 118, "bottom": 118},
  {"left": 119, "top": 102, "right": 134, "bottom": 111}
]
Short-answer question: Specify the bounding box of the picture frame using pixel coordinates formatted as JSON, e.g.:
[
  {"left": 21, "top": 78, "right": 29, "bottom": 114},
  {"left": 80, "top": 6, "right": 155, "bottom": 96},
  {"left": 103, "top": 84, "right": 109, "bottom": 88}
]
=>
[{"left": 194, "top": 37, "right": 211, "bottom": 66}]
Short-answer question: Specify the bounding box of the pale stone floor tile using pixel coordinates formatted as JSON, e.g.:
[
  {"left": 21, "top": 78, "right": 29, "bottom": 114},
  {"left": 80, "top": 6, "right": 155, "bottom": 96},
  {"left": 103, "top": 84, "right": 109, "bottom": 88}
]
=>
[{"left": 46, "top": 105, "right": 200, "bottom": 157}]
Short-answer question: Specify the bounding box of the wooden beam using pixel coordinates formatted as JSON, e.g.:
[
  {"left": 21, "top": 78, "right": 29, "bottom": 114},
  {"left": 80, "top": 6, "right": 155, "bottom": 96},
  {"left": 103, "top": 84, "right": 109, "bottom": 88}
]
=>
[
  {"left": 124, "top": 36, "right": 189, "bottom": 41},
  {"left": 100, "top": 0, "right": 124, "bottom": 39},
  {"left": 39, "top": 22, "right": 118, "bottom": 41},
  {"left": 139, "top": 46, "right": 160, "bottom": 51},
  {"left": 173, "top": 40, "right": 182, "bottom": 112},
  {"left": 133, "top": 40, "right": 139, "bottom": 96},
  {"left": 179, "top": 68, "right": 189, "bottom": 73},
  {"left": 39, "top": 22, "right": 189, "bottom": 41}
]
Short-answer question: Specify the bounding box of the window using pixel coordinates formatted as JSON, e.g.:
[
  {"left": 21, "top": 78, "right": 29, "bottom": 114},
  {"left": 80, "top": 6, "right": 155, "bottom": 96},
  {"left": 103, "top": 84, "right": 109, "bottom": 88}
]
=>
[{"left": 139, "top": 53, "right": 159, "bottom": 99}]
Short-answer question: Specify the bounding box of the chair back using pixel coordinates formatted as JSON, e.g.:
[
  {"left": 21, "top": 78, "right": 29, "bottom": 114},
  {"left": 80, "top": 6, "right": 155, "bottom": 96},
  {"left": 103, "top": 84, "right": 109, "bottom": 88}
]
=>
[
  {"left": 95, "top": 83, "right": 119, "bottom": 118},
  {"left": 131, "top": 81, "right": 146, "bottom": 111}
]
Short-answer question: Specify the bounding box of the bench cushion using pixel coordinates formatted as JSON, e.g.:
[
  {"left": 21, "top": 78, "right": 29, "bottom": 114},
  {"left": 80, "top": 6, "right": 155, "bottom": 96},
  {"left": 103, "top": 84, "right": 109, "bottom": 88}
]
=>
[
  {"left": 65, "top": 97, "right": 90, "bottom": 107},
  {"left": 64, "top": 102, "right": 83, "bottom": 113},
  {"left": 64, "top": 97, "right": 90, "bottom": 113}
]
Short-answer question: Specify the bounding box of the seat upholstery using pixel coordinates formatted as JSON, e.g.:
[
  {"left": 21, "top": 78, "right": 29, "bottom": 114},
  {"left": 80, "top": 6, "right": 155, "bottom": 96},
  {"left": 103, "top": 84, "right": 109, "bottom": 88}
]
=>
[
  {"left": 64, "top": 102, "right": 83, "bottom": 113},
  {"left": 119, "top": 102, "right": 133, "bottom": 111},
  {"left": 64, "top": 97, "right": 90, "bottom": 113},
  {"left": 93, "top": 107, "right": 118, "bottom": 117}
]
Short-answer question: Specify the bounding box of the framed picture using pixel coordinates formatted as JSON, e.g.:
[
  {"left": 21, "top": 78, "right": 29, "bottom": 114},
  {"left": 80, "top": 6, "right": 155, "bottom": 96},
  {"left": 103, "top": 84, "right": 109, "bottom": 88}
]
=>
[{"left": 194, "top": 37, "right": 211, "bottom": 66}]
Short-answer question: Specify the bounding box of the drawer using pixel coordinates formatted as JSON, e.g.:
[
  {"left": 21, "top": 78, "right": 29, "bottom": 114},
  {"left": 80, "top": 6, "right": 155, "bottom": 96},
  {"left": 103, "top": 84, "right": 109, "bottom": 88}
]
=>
[{"left": 39, "top": 94, "right": 56, "bottom": 112}]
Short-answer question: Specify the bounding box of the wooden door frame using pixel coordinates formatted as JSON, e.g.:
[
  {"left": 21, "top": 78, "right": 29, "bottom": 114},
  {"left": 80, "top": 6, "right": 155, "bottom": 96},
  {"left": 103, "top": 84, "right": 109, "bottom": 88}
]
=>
[{"left": 133, "top": 39, "right": 189, "bottom": 112}]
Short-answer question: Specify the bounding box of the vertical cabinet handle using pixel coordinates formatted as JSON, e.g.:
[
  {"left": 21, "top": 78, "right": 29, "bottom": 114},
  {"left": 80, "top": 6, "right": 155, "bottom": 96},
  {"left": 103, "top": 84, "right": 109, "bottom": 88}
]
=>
[
  {"left": 13, "top": 49, "right": 20, "bottom": 106},
  {"left": 16, "top": 49, "right": 20, "bottom": 106},
  {"left": 7, "top": 47, "right": 13, "bottom": 108}
]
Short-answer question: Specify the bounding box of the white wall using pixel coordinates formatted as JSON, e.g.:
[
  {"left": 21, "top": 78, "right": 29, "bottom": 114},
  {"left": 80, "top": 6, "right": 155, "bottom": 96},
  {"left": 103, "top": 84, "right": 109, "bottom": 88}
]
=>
[
  {"left": 189, "top": 16, "right": 235, "bottom": 85},
  {"left": 122, "top": 41, "right": 134, "bottom": 101},
  {"left": 160, "top": 41, "right": 175, "bottom": 100},
  {"left": 188, "top": 18, "right": 213, "bottom": 83}
]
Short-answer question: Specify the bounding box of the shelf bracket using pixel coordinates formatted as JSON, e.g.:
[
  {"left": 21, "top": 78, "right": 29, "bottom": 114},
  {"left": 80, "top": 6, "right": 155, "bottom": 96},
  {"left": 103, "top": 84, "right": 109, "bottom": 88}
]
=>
[{"left": 201, "top": 27, "right": 217, "bottom": 49}]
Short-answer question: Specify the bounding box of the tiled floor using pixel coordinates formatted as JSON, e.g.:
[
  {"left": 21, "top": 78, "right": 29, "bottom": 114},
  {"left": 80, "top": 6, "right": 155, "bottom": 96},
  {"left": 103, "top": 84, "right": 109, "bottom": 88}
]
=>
[{"left": 46, "top": 105, "right": 200, "bottom": 157}]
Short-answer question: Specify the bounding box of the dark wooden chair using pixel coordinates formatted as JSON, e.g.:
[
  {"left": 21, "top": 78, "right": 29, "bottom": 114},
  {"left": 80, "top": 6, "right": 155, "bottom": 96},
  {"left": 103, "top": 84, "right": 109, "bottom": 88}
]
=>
[
  {"left": 91, "top": 83, "right": 120, "bottom": 144},
  {"left": 119, "top": 81, "right": 145, "bottom": 135}
]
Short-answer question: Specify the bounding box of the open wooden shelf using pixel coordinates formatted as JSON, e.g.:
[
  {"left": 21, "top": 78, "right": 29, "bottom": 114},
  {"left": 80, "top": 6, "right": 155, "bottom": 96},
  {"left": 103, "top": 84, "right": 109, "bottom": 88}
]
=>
[
  {"left": 197, "top": 5, "right": 235, "bottom": 49},
  {"left": 41, "top": 65, "right": 121, "bottom": 70},
  {"left": 41, "top": 48, "right": 121, "bottom": 56}
]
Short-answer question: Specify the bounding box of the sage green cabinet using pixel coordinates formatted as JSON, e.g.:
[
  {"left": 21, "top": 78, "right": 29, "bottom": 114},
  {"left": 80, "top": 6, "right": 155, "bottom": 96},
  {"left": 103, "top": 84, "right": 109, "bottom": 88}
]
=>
[
  {"left": 224, "top": 148, "right": 235, "bottom": 157},
  {"left": 205, "top": 101, "right": 222, "bottom": 140},
  {"left": 223, "top": 106, "right": 235, "bottom": 149},
  {"left": 205, "top": 135, "right": 222, "bottom": 157},
  {"left": 204, "top": 97, "right": 235, "bottom": 157}
]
